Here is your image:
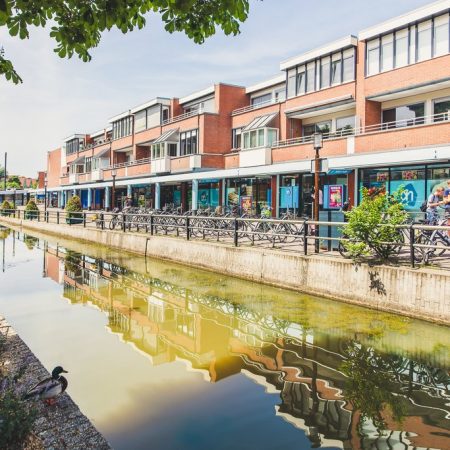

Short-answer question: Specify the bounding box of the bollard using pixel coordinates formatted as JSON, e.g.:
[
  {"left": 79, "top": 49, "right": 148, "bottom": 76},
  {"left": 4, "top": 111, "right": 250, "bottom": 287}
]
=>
[
  {"left": 303, "top": 220, "right": 308, "bottom": 255},
  {"left": 409, "top": 224, "right": 415, "bottom": 268},
  {"left": 186, "top": 217, "right": 190, "bottom": 240}
]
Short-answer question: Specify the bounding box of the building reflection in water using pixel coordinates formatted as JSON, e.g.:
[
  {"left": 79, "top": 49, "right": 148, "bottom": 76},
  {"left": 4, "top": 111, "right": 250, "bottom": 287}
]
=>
[{"left": 39, "top": 240, "right": 449, "bottom": 450}]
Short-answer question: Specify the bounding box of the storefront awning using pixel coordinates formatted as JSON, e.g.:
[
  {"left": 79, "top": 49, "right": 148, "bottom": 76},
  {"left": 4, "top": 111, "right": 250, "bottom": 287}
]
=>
[
  {"left": 243, "top": 113, "right": 278, "bottom": 131},
  {"left": 154, "top": 128, "right": 179, "bottom": 143},
  {"left": 95, "top": 147, "right": 110, "bottom": 158},
  {"left": 71, "top": 155, "right": 86, "bottom": 165}
]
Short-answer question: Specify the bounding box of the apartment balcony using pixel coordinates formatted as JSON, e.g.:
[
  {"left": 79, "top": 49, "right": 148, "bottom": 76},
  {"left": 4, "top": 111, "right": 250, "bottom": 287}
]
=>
[
  {"left": 103, "top": 158, "right": 151, "bottom": 179},
  {"left": 231, "top": 98, "right": 284, "bottom": 116},
  {"left": 69, "top": 173, "right": 79, "bottom": 184},
  {"left": 354, "top": 114, "right": 450, "bottom": 153},
  {"left": 151, "top": 156, "right": 171, "bottom": 174},
  {"left": 91, "top": 169, "right": 103, "bottom": 181},
  {"left": 162, "top": 108, "right": 204, "bottom": 126},
  {"left": 60, "top": 174, "right": 70, "bottom": 186},
  {"left": 272, "top": 133, "right": 352, "bottom": 163},
  {"left": 239, "top": 147, "right": 272, "bottom": 168}
]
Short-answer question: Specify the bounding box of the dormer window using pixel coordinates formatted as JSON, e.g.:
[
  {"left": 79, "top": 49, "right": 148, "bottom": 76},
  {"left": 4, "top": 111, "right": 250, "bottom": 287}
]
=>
[{"left": 241, "top": 113, "right": 278, "bottom": 150}]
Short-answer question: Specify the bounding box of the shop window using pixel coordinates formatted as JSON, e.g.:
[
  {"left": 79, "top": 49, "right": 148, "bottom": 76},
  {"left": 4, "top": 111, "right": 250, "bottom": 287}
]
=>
[
  {"left": 433, "top": 97, "right": 450, "bottom": 121},
  {"left": 390, "top": 167, "right": 426, "bottom": 211},
  {"left": 427, "top": 166, "right": 450, "bottom": 197},
  {"left": 359, "top": 168, "right": 388, "bottom": 194},
  {"left": 382, "top": 103, "right": 425, "bottom": 128}
]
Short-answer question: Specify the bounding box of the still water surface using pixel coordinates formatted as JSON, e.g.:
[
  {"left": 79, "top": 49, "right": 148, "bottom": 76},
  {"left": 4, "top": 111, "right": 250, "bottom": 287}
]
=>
[{"left": 0, "top": 227, "right": 449, "bottom": 450}]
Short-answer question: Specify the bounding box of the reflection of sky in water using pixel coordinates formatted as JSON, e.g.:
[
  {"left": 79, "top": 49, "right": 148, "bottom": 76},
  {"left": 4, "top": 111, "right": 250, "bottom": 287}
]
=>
[{"left": 0, "top": 231, "right": 448, "bottom": 450}]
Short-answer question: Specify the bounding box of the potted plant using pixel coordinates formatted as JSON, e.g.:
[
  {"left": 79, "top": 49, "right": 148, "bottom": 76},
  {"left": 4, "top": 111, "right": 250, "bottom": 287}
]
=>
[
  {"left": 24, "top": 200, "right": 39, "bottom": 220},
  {"left": 65, "top": 195, "right": 83, "bottom": 224},
  {"left": 0, "top": 200, "right": 13, "bottom": 216}
]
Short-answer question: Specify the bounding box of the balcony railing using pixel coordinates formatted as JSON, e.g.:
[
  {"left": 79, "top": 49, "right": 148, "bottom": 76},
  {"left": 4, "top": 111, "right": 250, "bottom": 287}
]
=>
[
  {"left": 231, "top": 98, "right": 284, "bottom": 116},
  {"left": 162, "top": 108, "right": 204, "bottom": 126},
  {"left": 272, "top": 112, "right": 450, "bottom": 148},
  {"left": 104, "top": 157, "right": 151, "bottom": 171}
]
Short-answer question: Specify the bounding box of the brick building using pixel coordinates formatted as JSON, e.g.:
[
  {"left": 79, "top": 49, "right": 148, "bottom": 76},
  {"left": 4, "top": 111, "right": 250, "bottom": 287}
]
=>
[{"left": 42, "top": 0, "right": 450, "bottom": 215}]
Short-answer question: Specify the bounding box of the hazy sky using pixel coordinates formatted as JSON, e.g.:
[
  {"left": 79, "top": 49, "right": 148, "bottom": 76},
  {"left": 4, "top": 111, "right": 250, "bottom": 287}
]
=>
[{"left": 0, "top": 0, "right": 434, "bottom": 176}]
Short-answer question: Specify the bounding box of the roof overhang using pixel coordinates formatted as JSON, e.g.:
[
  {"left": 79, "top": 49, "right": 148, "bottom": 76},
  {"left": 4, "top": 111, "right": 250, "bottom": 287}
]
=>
[
  {"left": 95, "top": 147, "right": 111, "bottom": 158},
  {"left": 359, "top": 0, "right": 450, "bottom": 41},
  {"left": 280, "top": 35, "right": 358, "bottom": 71},
  {"left": 64, "top": 134, "right": 85, "bottom": 143},
  {"left": 367, "top": 77, "right": 450, "bottom": 102},
  {"left": 71, "top": 155, "right": 86, "bottom": 164},
  {"left": 179, "top": 85, "right": 215, "bottom": 105},
  {"left": 285, "top": 95, "right": 355, "bottom": 119},
  {"left": 153, "top": 128, "right": 180, "bottom": 143},
  {"left": 130, "top": 97, "right": 171, "bottom": 114},
  {"left": 246, "top": 74, "right": 286, "bottom": 94},
  {"left": 108, "top": 110, "right": 131, "bottom": 123}
]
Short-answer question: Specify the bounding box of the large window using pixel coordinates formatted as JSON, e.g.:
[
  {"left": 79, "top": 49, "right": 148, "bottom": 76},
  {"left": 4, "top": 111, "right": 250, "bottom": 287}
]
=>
[
  {"left": 232, "top": 128, "right": 242, "bottom": 149},
  {"left": 242, "top": 128, "right": 278, "bottom": 150},
  {"left": 303, "top": 121, "right": 331, "bottom": 137},
  {"left": 367, "top": 39, "right": 380, "bottom": 75},
  {"left": 336, "top": 116, "right": 355, "bottom": 134},
  {"left": 433, "top": 97, "right": 450, "bottom": 121},
  {"left": 151, "top": 142, "right": 178, "bottom": 159},
  {"left": 382, "top": 103, "right": 425, "bottom": 128},
  {"left": 286, "top": 48, "right": 356, "bottom": 99},
  {"left": 112, "top": 116, "right": 133, "bottom": 140},
  {"left": 366, "top": 13, "right": 450, "bottom": 76},
  {"left": 251, "top": 93, "right": 271, "bottom": 106},
  {"left": 180, "top": 129, "right": 198, "bottom": 156},
  {"left": 66, "top": 139, "right": 81, "bottom": 155},
  {"left": 85, "top": 157, "right": 92, "bottom": 173},
  {"left": 381, "top": 34, "right": 394, "bottom": 71}
]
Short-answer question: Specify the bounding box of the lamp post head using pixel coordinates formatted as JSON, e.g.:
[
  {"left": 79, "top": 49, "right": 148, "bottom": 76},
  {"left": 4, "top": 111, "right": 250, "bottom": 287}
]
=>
[
  {"left": 111, "top": 169, "right": 117, "bottom": 178},
  {"left": 313, "top": 132, "right": 323, "bottom": 151}
]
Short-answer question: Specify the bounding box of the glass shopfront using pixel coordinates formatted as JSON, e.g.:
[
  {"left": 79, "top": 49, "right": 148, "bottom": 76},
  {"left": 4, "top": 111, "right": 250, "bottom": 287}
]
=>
[
  {"left": 279, "top": 173, "right": 350, "bottom": 217},
  {"left": 131, "top": 185, "right": 153, "bottom": 208},
  {"left": 225, "top": 177, "right": 271, "bottom": 215},
  {"left": 358, "top": 164, "right": 450, "bottom": 211},
  {"left": 198, "top": 181, "right": 220, "bottom": 210},
  {"left": 161, "top": 184, "right": 182, "bottom": 209}
]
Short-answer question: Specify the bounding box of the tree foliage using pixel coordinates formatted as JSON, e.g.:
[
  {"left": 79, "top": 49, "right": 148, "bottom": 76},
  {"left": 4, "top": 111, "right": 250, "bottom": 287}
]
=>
[
  {"left": 341, "top": 187, "right": 408, "bottom": 262},
  {"left": 5, "top": 175, "right": 21, "bottom": 189},
  {"left": 0, "top": 0, "right": 251, "bottom": 84}
]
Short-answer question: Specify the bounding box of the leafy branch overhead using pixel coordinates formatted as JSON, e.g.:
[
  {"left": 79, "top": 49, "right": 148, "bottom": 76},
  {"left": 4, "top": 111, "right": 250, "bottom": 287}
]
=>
[{"left": 0, "top": 0, "right": 251, "bottom": 84}]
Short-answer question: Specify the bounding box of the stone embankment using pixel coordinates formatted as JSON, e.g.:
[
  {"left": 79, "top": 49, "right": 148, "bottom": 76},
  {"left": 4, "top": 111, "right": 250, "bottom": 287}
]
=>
[
  {"left": 0, "top": 317, "right": 111, "bottom": 450},
  {"left": 1, "top": 216, "right": 449, "bottom": 325}
]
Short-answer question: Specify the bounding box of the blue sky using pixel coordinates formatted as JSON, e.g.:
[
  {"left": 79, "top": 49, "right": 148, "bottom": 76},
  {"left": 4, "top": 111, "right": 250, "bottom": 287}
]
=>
[{"left": 0, "top": 0, "right": 434, "bottom": 176}]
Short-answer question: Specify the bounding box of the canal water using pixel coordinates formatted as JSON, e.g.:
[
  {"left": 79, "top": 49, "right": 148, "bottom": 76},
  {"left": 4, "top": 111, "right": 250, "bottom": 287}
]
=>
[{"left": 0, "top": 226, "right": 449, "bottom": 450}]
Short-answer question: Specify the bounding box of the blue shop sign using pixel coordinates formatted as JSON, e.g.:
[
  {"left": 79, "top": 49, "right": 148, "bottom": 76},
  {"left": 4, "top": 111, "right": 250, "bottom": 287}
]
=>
[{"left": 390, "top": 180, "right": 426, "bottom": 211}]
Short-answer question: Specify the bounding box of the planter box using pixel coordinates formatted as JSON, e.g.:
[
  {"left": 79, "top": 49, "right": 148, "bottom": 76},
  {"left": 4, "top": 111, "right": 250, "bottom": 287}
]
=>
[
  {"left": 25, "top": 211, "right": 39, "bottom": 220},
  {"left": 66, "top": 213, "right": 83, "bottom": 225}
]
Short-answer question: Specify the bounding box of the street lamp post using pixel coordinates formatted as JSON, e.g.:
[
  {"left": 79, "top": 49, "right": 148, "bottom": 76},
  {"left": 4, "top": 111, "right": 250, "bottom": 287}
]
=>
[
  {"left": 44, "top": 175, "right": 48, "bottom": 214},
  {"left": 313, "top": 132, "right": 323, "bottom": 253},
  {"left": 111, "top": 169, "right": 117, "bottom": 211}
]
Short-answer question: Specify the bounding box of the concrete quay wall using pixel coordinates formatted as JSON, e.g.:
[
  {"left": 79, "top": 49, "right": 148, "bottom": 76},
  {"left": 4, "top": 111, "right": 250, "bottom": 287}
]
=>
[{"left": 1, "top": 216, "right": 449, "bottom": 325}]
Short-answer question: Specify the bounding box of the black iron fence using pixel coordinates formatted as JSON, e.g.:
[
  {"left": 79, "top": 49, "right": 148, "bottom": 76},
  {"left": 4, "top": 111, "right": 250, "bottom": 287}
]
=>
[{"left": 1, "top": 208, "right": 449, "bottom": 268}]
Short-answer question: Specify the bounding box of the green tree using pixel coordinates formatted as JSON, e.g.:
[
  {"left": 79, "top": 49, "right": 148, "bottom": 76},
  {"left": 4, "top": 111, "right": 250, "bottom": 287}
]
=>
[
  {"left": 0, "top": 165, "right": 5, "bottom": 178},
  {"left": 341, "top": 187, "right": 408, "bottom": 261},
  {"left": 6, "top": 175, "right": 21, "bottom": 189},
  {"left": 0, "top": 0, "right": 251, "bottom": 84}
]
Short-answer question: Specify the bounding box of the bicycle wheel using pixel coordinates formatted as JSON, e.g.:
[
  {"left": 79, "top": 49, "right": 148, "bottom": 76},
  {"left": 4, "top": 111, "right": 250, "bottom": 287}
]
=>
[{"left": 109, "top": 216, "right": 117, "bottom": 230}]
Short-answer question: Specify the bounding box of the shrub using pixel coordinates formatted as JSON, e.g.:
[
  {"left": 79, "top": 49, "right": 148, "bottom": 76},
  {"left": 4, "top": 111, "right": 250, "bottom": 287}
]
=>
[
  {"left": 24, "top": 200, "right": 39, "bottom": 220},
  {"left": 0, "top": 390, "right": 37, "bottom": 449},
  {"left": 341, "top": 188, "right": 408, "bottom": 262},
  {"left": 65, "top": 195, "right": 83, "bottom": 223},
  {"left": 0, "top": 201, "right": 13, "bottom": 216}
]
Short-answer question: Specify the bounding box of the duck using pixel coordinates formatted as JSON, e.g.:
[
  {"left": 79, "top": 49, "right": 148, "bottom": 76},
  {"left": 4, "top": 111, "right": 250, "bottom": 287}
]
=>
[{"left": 25, "top": 366, "right": 68, "bottom": 405}]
